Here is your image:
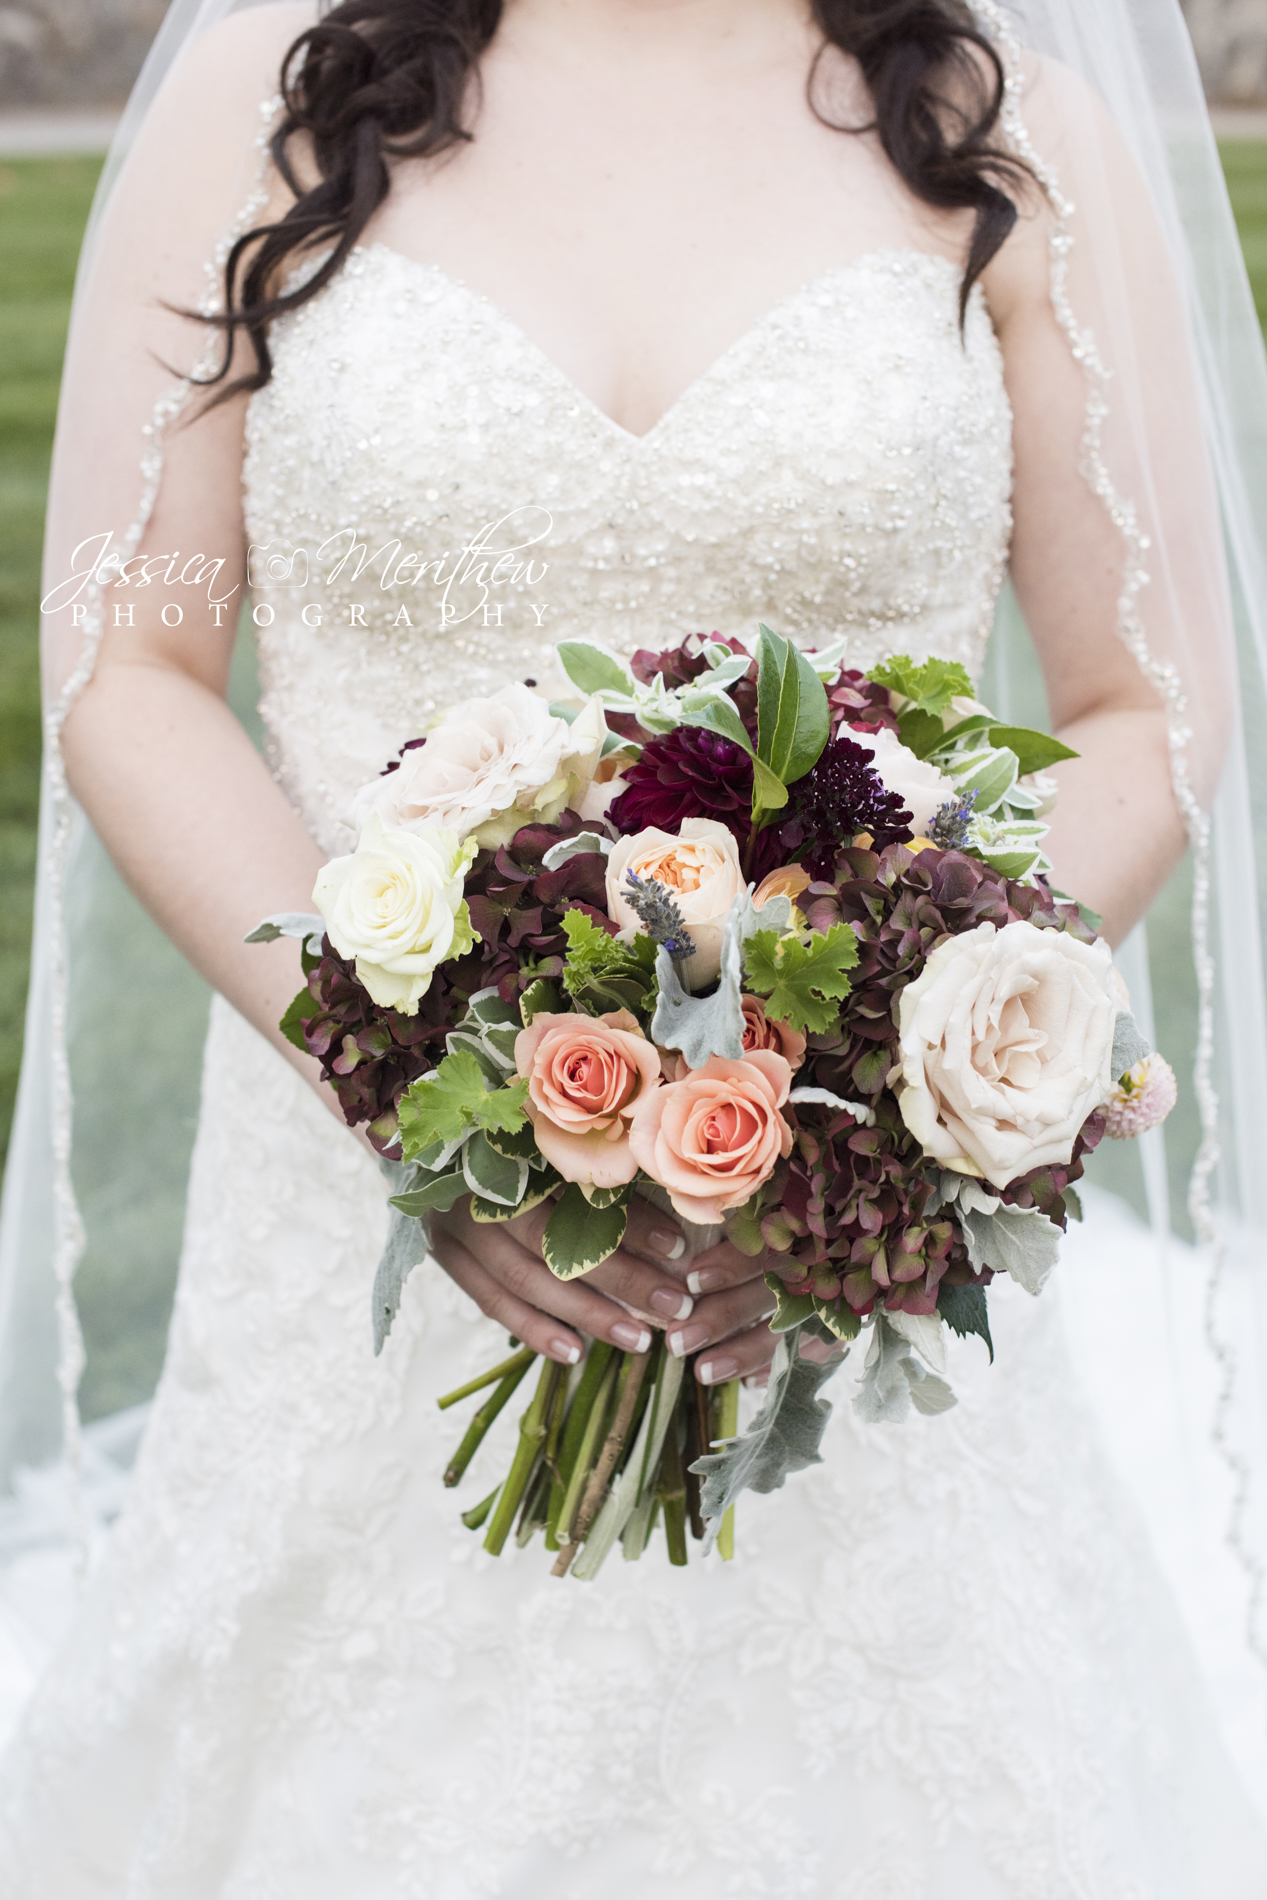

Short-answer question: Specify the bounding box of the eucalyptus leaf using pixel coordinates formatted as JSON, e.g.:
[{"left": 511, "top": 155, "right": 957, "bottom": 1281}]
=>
[
  {"left": 984, "top": 725, "right": 1079, "bottom": 775},
  {"left": 692, "top": 1326, "right": 842, "bottom": 1549},
  {"left": 755, "top": 624, "right": 830, "bottom": 788}
]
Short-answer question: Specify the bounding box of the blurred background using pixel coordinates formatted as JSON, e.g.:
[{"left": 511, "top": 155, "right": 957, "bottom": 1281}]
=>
[{"left": 0, "top": 1, "right": 1266, "bottom": 1427}]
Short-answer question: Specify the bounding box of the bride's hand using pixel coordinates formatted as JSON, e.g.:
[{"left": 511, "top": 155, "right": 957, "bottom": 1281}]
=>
[{"left": 431, "top": 1195, "right": 779, "bottom": 1382}]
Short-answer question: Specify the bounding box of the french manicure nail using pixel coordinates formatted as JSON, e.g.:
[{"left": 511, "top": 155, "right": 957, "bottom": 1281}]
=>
[
  {"left": 686, "top": 1267, "right": 726, "bottom": 1296},
  {"left": 553, "top": 1339, "right": 582, "bottom": 1365},
  {"left": 697, "top": 1355, "right": 740, "bottom": 1386},
  {"left": 611, "top": 1321, "right": 652, "bottom": 1353},
  {"left": 651, "top": 1228, "right": 687, "bottom": 1261},
  {"left": 667, "top": 1321, "right": 711, "bottom": 1359},
  {"left": 650, "top": 1287, "right": 694, "bottom": 1320}
]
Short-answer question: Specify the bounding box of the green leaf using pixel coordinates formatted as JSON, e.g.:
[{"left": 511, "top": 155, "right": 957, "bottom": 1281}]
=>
[
  {"left": 483, "top": 1120, "right": 543, "bottom": 1162},
  {"left": 980, "top": 850, "right": 1042, "bottom": 880},
  {"left": 579, "top": 1182, "right": 634, "bottom": 1210},
  {"left": 765, "top": 1278, "right": 819, "bottom": 1333},
  {"left": 743, "top": 924, "right": 859, "bottom": 1035},
  {"left": 953, "top": 745, "right": 1019, "bottom": 812},
  {"left": 397, "top": 1051, "right": 528, "bottom": 1160},
  {"left": 518, "top": 977, "right": 562, "bottom": 1024},
  {"left": 542, "top": 1184, "right": 629, "bottom": 1279},
  {"left": 556, "top": 640, "right": 636, "bottom": 698},
  {"left": 755, "top": 624, "right": 830, "bottom": 787},
  {"left": 678, "top": 692, "right": 788, "bottom": 813},
  {"left": 867, "top": 654, "right": 972, "bottom": 718},
  {"left": 813, "top": 1298, "right": 862, "bottom": 1342},
  {"left": 936, "top": 1282, "right": 994, "bottom": 1362},
  {"left": 463, "top": 1129, "right": 529, "bottom": 1207},
  {"left": 389, "top": 1170, "right": 470, "bottom": 1219},
  {"left": 895, "top": 707, "right": 947, "bottom": 759},
  {"left": 983, "top": 726, "right": 1078, "bottom": 775},
  {"left": 278, "top": 987, "right": 311, "bottom": 1053},
  {"left": 853, "top": 1314, "right": 957, "bottom": 1422}
]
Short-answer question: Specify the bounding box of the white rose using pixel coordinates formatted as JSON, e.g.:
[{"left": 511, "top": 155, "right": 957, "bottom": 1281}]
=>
[
  {"left": 313, "top": 811, "right": 477, "bottom": 1015},
  {"left": 348, "top": 684, "right": 605, "bottom": 848},
  {"left": 605, "top": 818, "right": 744, "bottom": 986},
  {"left": 895, "top": 919, "right": 1116, "bottom": 1189},
  {"left": 848, "top": 724, "right": 954, "bottom": 834},
  {"left": 942, "top": 693, "right": 993, "bottom": 730}
]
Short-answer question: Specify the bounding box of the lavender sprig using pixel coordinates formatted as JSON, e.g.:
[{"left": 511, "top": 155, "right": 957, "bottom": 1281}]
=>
[
  {"left": 623, "top": 870, "right": 697, "bottom": 964},
  {"left": 930, "top": 788, "right": 978, "bottom": 850}
]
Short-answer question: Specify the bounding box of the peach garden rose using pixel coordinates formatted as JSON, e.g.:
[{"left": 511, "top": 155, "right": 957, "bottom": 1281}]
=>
[
  {"left": 605, "top": 818, "right": 744, "bottom": 986},
  {"left": 514, "top": 1009, "right": 663, "bottom": 1189},
  {"left": 627, "top": 1049, "right": 794, "bottom": 1226}
]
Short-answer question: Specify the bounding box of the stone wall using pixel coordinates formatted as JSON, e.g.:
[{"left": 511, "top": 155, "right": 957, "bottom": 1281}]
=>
[
  {"left": 0, "top": 0, "right": 166, "bottom": 106},
  {"left": 4, "top": 0, "right": 1267, "bottom": 110},
  {"left": 1183, "top": 0, "right": 1267, "bottom": 100}
]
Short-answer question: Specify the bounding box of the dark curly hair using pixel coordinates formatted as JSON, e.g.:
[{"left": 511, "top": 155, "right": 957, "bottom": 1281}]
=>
[{"left": 195, "top": 0, "right": 1028, "bottom": 403}]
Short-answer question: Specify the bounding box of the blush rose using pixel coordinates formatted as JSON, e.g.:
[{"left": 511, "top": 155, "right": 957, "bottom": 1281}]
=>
[
  {"left": 895, "top": 918, "right": 1117, "bottom": 1189},
  {"left": 514, "top": 1009, "right": 663, "bottom": 1189},
  {"left": 628, "top": 1049, "right": 794, "bottom": 1225}
]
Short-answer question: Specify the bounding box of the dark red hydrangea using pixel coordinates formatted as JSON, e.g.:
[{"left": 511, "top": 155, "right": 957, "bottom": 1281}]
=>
[
  {"left": 748, "top": 736, "right": 913, "bottom": 882},
  {"left": 759, "top": 1095, "right": 986, "bottom": 1318},
  {"left": 456, "top": 809, "right": 617, "bottom": 1005},
  {"left": 625, "top": 634, "right": 760, "bottom": 740},
  {"left": 826, "top": 665, "right": 903, "bottom": 737},
  {"left": 297, "top": 942, "right": 452, "bottom": 1153},
  {"left": 608, "top": 725, "right": 754, "bottom": 841}
]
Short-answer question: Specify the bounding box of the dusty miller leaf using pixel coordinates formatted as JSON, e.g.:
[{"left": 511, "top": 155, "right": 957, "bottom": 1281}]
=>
[
  {"left": 852, "top": 1314, "right": 957, "bottom": 1424},
  {"left": 1111, "top": 1008, "right": 1151, "bottom": 1080},
  {"left": 372, "top": 1159, "right": 431, "bottom": 1356},
  {"left": 691, "top": 1326, "right": 841, "bottom": 1548},
  {"left": 940, "top": 1172, "right": 1062, "bottom": 1296},
  {"left": 650, "top": 912, "right": 746, "bottom": 1066}
]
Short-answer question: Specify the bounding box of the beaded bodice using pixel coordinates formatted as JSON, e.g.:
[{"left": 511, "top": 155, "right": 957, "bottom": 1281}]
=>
[{"left": 242, "top": 242, "right": 1013, "bottom": 853}]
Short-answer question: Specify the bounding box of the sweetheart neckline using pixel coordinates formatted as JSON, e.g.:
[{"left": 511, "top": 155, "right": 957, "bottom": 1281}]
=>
[{"left": 351, "top": 241, "right": 965, "bottom": 444}]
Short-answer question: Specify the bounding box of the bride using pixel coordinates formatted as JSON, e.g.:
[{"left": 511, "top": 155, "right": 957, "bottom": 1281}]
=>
[{"left": 2, "top": 0, "right": 1266, "bottom": 1890}]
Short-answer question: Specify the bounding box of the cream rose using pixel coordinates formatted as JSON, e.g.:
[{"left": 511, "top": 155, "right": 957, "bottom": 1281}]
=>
[
  {"left": 348, "top": 683, "right": 605, "bottom": 848},
  {"left": 313, "top": 811, "right": 477, "bottom": 1015},
  {"left": 627, "top": 1050, "right": 794, "bottom": 1225},
  {"left": 847, "top": 723, "right": 955, "bottom": 834},
  {"left": 514, "top": 1009, "right": 662, "bottom": 1188},
  {"left": 605, "top": 818, "right": 744, "bottom": 985},
  {"left": 895, "top": 919, "right": 1117, "bottom": 1189}
]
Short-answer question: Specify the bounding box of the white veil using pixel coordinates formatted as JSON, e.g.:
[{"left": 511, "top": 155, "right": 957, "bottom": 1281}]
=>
[{"left": 2, "top": 0, "right": 1266, "bottom": 1791}]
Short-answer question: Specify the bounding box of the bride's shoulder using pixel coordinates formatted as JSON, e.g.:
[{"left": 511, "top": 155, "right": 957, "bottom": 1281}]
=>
[{"left": 137, "top": 3, "right": 316, "bottom": 158}]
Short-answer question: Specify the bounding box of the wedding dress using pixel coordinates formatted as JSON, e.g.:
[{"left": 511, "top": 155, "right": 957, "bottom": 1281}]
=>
[{"left": 1, "top": 238, "right": 1265, "bottom": 1899}]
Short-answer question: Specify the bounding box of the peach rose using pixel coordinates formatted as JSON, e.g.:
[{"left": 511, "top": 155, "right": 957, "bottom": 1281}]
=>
[
  {"left": 627, "top": 1049, "right": 793, "bottom": 1225},
  {"left": 751, "top": 864, "right": 812, "bottom": 912},
  {"left": 740, "top": 995, "right": 807, "bottom": 1070},
  {"left": 514, "top": 1009, "right": 662, "bottom": 1188},
  {"left": 605, "top": 818, "right": 744, "bottom": 985}
]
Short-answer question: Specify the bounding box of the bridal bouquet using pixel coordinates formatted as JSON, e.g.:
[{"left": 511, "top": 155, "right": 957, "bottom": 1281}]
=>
[{"left": 251, "top": 628, "right": 1176, "bottom": 1577}]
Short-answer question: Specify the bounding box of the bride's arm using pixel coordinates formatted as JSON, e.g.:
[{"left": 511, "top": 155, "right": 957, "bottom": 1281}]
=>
[
  {"left": 52, "top": 7, "right": 727, "bottom": 1368},
  {"left": 984, "top": 58, "right": 1231, "bottom": 947}
]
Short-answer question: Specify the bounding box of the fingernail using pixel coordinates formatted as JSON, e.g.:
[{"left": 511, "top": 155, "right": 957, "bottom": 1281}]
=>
[
  {"left": 650, "top": 1227, "right": 686, "bottom": 1261},
  {"left": 687, "top": 1267, "right": 726, "bottom": 1296},
  {"left": 650, "top": 1287, "right": 694, "bottom": 1320},
  {"left": 552, "top": 1339, "right": 582, "bottom": 1365},
  {"left": 667, "top": 1321, "right": 711, "bottom": 1359},
  {"left": 611, "top": 1321, "right": 652, "bottom": 1353},
  {"left": 697, "top": 1355, "right": 740, "bottom": 1386}
]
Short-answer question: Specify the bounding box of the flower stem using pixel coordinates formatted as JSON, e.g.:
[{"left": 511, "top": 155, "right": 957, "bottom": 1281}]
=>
[
  {"left": 484, "top": 1357, "right": 567, "bottom": 1556},
  {"left": 551, "top": 1351, "right": 620, "bottom": 1553},
  {"left": 461, "top": 1485, "right": 501, "bottom": 1531},
  {"left": 553, "top": 1345, "right": 654, "bottom": 1577},
  {"left": 717, "top": 1378, "right": 740, "bottom": 1561},
  {"left": 685, "top": 1365, "right": 711, "bottom": 1540},
  {"left": 444, "top": 1351, "right": 536, "bottom": 1488},
  {"left": 658, "top": 1412, "right": 689, "bottom": 1567},
  {"left": 545, "top": 1340, "right": 616, "bottom": 1550},
  {"left": 436, "top": 1346, "right": 536, "bottom": 1412}
]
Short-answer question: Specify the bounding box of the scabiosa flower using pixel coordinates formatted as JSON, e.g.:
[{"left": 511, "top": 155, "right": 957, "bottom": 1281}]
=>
[
  {"left": 749, "top": 737, "right": 913, "bottom": 882},
  {"left": 608, "top": 725, "right": 754, "bottom": 842},
  {"left": 1104, "top": 1054, "right": 1178, "bottom": 1139},
  {"left": 930, "top": 789, "right": 979, "bottom": 850}
]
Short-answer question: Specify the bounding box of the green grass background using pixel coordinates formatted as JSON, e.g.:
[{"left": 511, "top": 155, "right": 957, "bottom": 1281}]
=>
[{"left": 1, "top": 146, "right": 1266, "bottom": 1415}]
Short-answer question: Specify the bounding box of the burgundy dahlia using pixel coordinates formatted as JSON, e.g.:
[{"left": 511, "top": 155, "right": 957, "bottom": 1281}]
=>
[{"left": 608, "top": 725, "right": 754, "bottom": 842}]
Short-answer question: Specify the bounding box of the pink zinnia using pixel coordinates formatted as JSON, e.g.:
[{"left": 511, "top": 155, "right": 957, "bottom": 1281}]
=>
[{"left": 1104, "top": 1054, "right": 1178, "bottom": 1140}]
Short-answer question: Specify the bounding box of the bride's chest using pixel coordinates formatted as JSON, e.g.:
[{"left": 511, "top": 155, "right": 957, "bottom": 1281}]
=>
[{"left": 241, "top": 242, "right": 1013, "bottom": 695}]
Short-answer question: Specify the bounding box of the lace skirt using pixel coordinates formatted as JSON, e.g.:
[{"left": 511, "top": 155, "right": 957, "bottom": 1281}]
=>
[{"left": 1, "top": 998, "right": 1263, "bottom": 1899}]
